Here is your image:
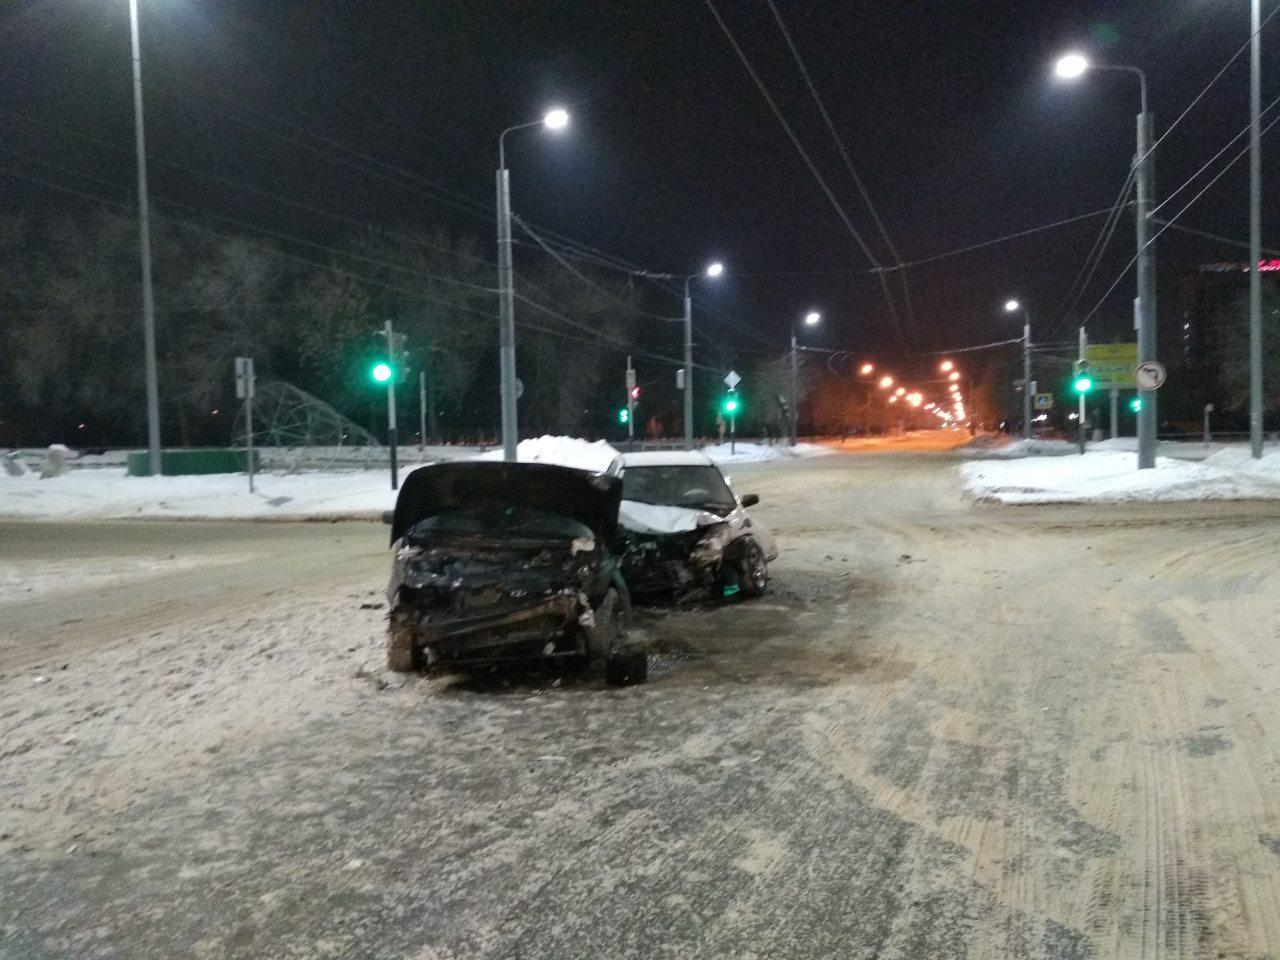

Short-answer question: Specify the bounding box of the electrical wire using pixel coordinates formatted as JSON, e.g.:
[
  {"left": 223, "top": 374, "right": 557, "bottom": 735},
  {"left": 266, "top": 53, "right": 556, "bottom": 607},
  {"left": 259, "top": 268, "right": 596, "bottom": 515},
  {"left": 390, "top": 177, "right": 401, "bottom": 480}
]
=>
[
  {"left": 1155, "top": 219, "right": 1280, "bottom": 257},
  {"left": 700, "top": 0, "right": 908, "bottom": 349},
  {"left": 1077, "top": 106, "right": 1280, "bottom": 329},
  {"left": 1137, "top": 0, "right": 1280, "bottom": 168},
  {"left": 762, "top": 0, "right": 918, "bottom": 344},
  {"left": 1149, "top": 90, "right": 1280, "bottom": 219}
]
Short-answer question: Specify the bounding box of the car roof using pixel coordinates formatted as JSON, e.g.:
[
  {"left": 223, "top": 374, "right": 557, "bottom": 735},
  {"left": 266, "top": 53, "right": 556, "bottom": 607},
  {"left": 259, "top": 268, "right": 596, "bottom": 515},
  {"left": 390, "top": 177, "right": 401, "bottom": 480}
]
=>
[{"left": 618, "top": 451, "right": 716, "bottom": 468}]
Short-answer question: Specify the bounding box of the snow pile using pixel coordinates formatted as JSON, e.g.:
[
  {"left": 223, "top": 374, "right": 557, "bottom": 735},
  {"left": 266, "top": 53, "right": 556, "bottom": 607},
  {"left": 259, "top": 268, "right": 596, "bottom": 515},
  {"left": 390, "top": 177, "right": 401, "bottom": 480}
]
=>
[
  {"left": 958, "top": 437, "right": 1077, "bottom": 459},
  {"left": 959, "top": 450, "right": 1280, "bottom": 505},
  {"left": 1203, "top": 446, "right": 1280, "bottom": 478},
  {"left": 476, "top": 435, "right": 620, "bottom": 473},
  {"left": 700, "top": 441, "right": 829, "bottom": 464},
  {"left": 0, "top": 470, "right": 399, "bottom": 521}
]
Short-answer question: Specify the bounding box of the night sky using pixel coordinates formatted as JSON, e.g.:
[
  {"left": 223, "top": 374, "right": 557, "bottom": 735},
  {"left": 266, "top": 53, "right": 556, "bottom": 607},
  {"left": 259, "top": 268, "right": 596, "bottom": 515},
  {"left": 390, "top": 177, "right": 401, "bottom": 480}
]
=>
[{"left": 3, "top": 0, "right": 1276, "bottom": 381}]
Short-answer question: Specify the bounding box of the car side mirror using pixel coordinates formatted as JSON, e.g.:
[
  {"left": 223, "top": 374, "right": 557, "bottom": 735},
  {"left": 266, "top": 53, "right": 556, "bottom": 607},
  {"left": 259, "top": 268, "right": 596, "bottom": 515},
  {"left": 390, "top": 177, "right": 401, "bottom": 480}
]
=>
[
  {"left": 380, "top": 510, "right": 394, "bottom": 525},
  {"left": 741, "top": 493, "right": 760, "bottom": 508}
]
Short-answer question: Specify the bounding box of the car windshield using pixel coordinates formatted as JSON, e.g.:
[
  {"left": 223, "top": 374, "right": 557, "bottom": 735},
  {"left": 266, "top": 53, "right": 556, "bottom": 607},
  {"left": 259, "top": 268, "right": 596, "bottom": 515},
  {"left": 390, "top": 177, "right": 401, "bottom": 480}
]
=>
[
  {"left": 622, "top": 465, "right": 737, "bottom": 510},
  {"left": 408, "top": 506, "right": 592, "bottom": 541}
]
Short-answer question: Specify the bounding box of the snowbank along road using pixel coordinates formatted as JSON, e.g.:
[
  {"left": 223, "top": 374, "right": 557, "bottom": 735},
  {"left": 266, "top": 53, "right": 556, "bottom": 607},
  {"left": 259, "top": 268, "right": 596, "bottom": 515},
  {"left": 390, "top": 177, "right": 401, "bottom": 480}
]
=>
[{"left": 4, "top": 448, "right": 1280, "bottom": 958}]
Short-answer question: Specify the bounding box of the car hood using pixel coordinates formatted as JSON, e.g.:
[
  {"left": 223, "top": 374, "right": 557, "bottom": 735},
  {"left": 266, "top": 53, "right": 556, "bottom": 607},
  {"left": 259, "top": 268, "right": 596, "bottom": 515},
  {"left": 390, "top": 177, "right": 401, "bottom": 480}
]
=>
[
  {"left": 618, "top": 499, "right": 726, "bottom": 535},
  {"left": 390, "top": 461, "right": 622, "bottom": 545}
]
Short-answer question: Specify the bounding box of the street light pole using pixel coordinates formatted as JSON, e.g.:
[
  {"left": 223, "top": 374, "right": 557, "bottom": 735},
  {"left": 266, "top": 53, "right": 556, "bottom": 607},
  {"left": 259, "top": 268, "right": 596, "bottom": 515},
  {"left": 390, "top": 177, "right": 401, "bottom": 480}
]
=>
[
  {"left": 789, "top": 325, "right": 799, "bottom": 447},
  {"left": 1132, "top": 69, "right": 1158, "bottom": 470},
  {"left": 1055, "top": 55, "right": 1155, "bottom": 468},
  {"left": 1005, "top": 300, "right": 1033, "bottom": 440},
  {"left": 789, "top": 311, "right": 821, "bottom": 447},
  {"left": 1249, "top": 0, "right": 1264, "bottom": 459},
  {"left": 495, "top": 109, "right": 569, "bottom": 462},
  {"left": 495, "top": 135, "right": 518, "bottom": 463},
  {"left": 683, "top": 280, "right": 694, "bottom": 451},
  {"left": 127, "top": 0, "right": 161, "bottom": 476}
]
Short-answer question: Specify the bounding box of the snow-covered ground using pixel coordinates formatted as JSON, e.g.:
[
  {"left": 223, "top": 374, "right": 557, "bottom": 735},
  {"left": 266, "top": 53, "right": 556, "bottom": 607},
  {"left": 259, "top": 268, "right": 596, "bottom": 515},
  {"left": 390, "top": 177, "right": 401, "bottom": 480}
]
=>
[
  {"left": 960, "top": 435, "right": 1273, "bottom": 462},
  {"left": 960, "top": 449, "right": 1280, "bottom": 505},
  {"left": 0, "top": 435, "right": 834, "bottom": 521}
]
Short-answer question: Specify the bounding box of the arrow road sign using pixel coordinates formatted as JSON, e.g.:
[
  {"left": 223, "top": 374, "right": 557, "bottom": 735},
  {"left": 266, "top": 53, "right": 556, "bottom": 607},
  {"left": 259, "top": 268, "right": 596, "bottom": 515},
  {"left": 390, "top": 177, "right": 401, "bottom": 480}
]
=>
[{"left": 1135, "top": 360, "right": 1167, "bottom": 390}]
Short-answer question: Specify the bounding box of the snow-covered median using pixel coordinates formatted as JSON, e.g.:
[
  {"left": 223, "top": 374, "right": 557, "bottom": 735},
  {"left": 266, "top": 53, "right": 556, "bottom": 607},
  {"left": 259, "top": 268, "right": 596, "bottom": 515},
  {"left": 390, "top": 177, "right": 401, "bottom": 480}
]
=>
[
  {"left": 0, "top": 470, "right": 400, "bottom": 521},
  {"left": 960, "top": 450, "right": 1280, "bottom": 505}
]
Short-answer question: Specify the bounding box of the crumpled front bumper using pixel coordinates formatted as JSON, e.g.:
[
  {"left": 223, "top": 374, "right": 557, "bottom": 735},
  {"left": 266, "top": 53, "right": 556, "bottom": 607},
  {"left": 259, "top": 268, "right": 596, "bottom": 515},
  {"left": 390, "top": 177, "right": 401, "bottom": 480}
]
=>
[{"left": 393, "top": 590, "right": 589, "bottom": 664}]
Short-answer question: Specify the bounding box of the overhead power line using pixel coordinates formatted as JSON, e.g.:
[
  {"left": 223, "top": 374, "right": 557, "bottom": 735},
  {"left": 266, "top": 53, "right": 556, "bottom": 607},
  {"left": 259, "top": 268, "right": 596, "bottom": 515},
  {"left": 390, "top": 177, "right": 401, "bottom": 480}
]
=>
[
  {"left": 1077, "top": 105, "right": 1280, "bottom": 329},
  {"left": 762, "top": 0, "right": 918, "bottom": 344},
  {"left": 1155, "top": 219, "right": 1280, "bottom": 257},
  {"left": 700, "top": 0, "right": 908, "bottom": 348}
]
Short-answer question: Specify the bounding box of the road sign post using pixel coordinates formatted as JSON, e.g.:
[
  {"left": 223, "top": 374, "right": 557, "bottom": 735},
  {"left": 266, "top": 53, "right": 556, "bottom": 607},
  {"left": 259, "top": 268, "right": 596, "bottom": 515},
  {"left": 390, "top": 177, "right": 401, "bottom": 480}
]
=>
[
  {"left": 234, "top": 357, "right": 256, "bottom": 493},
  {"left": 723, "top": 370, "right": 741, "bottom": 455}
]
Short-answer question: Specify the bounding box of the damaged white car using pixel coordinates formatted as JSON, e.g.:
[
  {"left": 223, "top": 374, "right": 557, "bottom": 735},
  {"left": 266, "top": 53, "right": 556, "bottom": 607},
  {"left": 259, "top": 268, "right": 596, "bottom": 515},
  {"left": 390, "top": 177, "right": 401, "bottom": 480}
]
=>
[{"left": 616, "top": 451, "right": 778, "bottom": 600}]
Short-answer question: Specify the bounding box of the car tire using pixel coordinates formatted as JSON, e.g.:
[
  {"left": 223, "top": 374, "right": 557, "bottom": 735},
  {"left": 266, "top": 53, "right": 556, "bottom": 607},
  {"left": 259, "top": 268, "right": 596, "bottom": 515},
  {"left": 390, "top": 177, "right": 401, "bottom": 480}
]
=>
[
  {"left": 597, "top": 588, "right": 645, "bottom": 685},
  {"left": 605, "top": 651, "right": 648, "bottom": 686},
  {"left": 736, "top": 539, "right": 769, "bottom": 598},
  {"left": 386, "top": 612, "right": 421, "bottom": 673}
]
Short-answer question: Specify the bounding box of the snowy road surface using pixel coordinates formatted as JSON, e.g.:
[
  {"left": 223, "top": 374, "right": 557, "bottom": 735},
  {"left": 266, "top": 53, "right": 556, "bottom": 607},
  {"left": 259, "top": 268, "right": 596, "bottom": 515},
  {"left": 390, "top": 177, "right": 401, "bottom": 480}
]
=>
[{"left": 5, "top": 449, "right": 1280, "bottom": 958}]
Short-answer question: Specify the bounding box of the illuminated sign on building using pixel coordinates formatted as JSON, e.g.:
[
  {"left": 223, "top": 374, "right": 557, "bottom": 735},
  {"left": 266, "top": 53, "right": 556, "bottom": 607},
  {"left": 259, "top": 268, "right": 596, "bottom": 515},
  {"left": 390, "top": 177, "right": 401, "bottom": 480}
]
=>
[{"left": 1200, "top": 260, "right": 1280, "bottom": 273}]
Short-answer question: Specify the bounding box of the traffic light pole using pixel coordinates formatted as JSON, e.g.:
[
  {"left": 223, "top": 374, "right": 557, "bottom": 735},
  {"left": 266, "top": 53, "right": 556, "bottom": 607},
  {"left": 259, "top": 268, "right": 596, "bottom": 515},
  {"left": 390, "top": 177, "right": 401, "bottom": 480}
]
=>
[
  {"left": 626, "top": 355, "right": 636, "bottom": 447},
  {"left": 1078, "top": 326, "right": 1088, "bottom": 455},
  {"left": 418, "top": 370, "right": 427, "bottom": 455},
  {"left": 383, "top": 319, "right": 399, "bottom": 491}
]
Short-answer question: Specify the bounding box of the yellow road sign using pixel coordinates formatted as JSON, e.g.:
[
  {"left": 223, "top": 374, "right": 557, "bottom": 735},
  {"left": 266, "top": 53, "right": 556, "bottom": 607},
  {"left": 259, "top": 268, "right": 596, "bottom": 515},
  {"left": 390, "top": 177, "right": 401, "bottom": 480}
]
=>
[{"left": 1085, "top": 343, "right": 1137, "bottom": 386}]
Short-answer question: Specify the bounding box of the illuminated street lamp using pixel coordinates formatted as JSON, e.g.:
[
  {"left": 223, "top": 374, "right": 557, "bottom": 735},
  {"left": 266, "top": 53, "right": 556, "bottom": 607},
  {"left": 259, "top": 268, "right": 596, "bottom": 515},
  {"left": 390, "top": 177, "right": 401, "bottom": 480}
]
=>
[
  {"left": 895, "top": 386, "right": 906, "bottom": 397},
  {"left": 879, "top": 375, "right": 894, "bottom": 389},
  {"left": 789, "top": 310, "right": 822, "bottom": 446},
  {"left": 907, "top": 392, "right": 923, "bottom": 407},
  {"left": 644, "top": 259, "right": 725, "bottom": 449},
  {"left": 1004, "top": 298, "right": 1033, "bottom": 440},
  {"left": 1054, "top": 51, "right": 1157, "bottom": 468},
  {"left": 948, "top": 371, "right": 960, "bottom": 382},
  {"left": 496, "top": 106, "right": 571, "bottom": 460},
  {"left": 860, "top": 362, "right": 875, "bottom": 375},
  {"left": 939, "top": 359, "right": 954, "bottom": 373},
  {"left": 1053, "top": 52, "right": 1090, "bottom": 79}
]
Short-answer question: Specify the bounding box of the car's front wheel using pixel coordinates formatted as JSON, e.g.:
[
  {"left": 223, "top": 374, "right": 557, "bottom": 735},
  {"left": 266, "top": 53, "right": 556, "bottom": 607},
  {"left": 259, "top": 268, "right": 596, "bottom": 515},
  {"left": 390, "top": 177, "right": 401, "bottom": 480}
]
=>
[
  {"left": 736, "top": 539, "right": 769, "bottom": 598},
  {"left": 594, "top": 587, "right": 646, "bottom": 686},
  {"left": 386, "top": 611, "right": 421, "bottom": 672}
]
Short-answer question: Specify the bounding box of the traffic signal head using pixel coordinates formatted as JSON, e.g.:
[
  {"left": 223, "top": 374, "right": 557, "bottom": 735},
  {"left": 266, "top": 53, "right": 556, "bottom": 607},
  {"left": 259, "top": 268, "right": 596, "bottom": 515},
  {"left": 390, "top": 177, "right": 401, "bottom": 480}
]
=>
[
  {"left": 1129, "top": 397, "right": 1143, "bottom": 413},
  {"left": 629, "top": 386, "right": 641, "bottom": 401},
  {"left": 722, "top": 394, "right": 739, "bottom": 415},
  {"left": 371, "top": 362, "right": 393, "bottom": 383},
  {"left": 1071, "top": 360, "right": 1094, "bottom": 394},
  {"left": 618, "top": 407, "right": 630, "bottom": 424}
]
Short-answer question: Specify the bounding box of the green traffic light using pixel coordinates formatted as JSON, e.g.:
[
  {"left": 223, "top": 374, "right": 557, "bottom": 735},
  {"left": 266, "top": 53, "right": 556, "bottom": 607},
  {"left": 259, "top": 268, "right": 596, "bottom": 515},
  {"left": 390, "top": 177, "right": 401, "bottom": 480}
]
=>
[
  {"left": 1129, "top": 397, "right": 1143, "bottom": 413},
  {"left": 1072, "top": 375, "right": 1094, "bottom": 394},
  {"left": 618, "top": 408, "right": 630, "bottom": 424},
  {"left": 371, "top": 362, "right": 393, "bottom": 383},
  {"left": 723, "top": 397, "right": 739, "bottom": 414}
]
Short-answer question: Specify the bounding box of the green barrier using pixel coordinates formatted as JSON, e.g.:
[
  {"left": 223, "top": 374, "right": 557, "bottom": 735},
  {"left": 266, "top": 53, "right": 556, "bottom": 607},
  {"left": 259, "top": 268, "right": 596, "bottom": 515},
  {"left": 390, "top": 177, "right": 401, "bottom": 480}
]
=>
[{"left": 126, "top": 449, "right": 258, "bottom": 476}]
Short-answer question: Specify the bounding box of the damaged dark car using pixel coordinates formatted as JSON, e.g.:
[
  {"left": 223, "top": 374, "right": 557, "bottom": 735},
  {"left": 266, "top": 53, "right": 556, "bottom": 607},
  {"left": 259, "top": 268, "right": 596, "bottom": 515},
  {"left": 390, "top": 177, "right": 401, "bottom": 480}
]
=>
[{"left": 384, "top": 461, "right": 647, "bottom": 685}]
